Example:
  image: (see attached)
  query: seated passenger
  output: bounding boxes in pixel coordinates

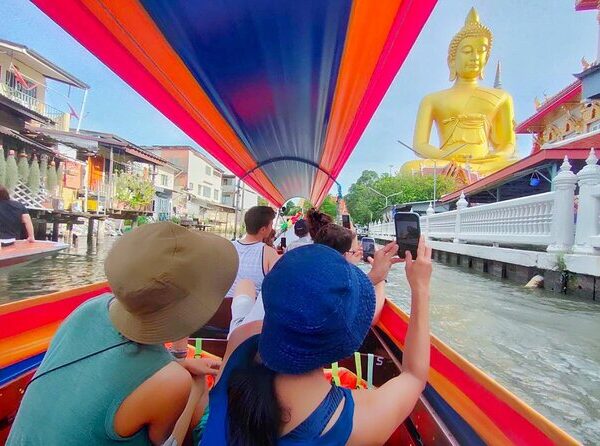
[0,185,35,246]
[171,205,278,358]
[7,223,238,446]
[286,219,312,251]
[314,223,363,265]
[306,207,333,239]
[201,238,432,445]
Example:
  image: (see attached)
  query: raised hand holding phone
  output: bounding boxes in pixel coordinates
[405,235,432,296]
[394,212,420,259]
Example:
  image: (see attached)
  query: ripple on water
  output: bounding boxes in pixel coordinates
[0,238,115,303]
[384,262,600,445]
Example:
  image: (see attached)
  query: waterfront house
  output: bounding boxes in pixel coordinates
[27,129,165,219]
[221,172,259,209]
[0,39,88,212]
[152,161,181,221]
[145,146,236,231]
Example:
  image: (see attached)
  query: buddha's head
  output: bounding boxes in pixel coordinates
[448,8,493,81]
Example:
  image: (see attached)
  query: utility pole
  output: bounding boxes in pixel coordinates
[366,186,403,210]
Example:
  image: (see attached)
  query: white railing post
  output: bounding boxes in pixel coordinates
[573,149,600,254]
[454,192,468,243]
[547,156,577,253]
[425,202,434,239]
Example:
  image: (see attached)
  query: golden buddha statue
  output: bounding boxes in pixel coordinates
[401,8,516,176]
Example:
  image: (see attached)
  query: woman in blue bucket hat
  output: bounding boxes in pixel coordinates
[200,237,432,446]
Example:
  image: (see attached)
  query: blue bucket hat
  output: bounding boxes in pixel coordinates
[259,244,375,374]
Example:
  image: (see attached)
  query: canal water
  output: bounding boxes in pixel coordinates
[2,237,599,444]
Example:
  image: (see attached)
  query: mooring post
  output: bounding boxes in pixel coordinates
[52,221,59,242]
[87,217,94,245]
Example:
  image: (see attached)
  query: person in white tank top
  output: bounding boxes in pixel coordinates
[226,206,280,297]
[170,206,280,357]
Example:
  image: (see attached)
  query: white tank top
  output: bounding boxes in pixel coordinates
[226,240,266,298]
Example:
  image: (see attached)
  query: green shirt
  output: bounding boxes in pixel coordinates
[7,294,173,445]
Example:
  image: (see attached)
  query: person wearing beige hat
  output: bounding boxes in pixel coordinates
[7,222,238,446]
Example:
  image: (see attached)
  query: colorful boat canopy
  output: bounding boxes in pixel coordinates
[32,0,437,206]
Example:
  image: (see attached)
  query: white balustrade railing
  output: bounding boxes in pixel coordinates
[368,152,600,254]
[426,210,457,241]
[454,192,555,246]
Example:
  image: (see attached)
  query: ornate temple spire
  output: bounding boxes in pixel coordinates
[494,61,502,89]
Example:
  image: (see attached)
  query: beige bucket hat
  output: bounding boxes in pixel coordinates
[105,222,238,344]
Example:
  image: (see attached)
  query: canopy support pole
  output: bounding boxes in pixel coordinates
[239,156,343,205]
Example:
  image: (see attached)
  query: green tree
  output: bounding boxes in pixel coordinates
[298,197,336,218]
[115,172,155,210]
[257,197,269,206]
[283,199,301,216]
[345,170,456,225]
[320,195,338,218]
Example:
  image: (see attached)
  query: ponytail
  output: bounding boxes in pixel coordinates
[227,363,282,446]
[306,208,333,239]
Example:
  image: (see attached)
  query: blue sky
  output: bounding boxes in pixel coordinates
[0,0,597,196]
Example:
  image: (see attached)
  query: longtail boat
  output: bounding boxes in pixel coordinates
[0,241,68,270]
[2,1,580,444]
[1,284,578,445]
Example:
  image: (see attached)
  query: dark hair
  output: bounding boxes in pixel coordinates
[0,186,9,201]
[306,208,333,239]
[294,219,309,237]
[228,363,283,446]
[245,206,276,235]
[314,224,353,255]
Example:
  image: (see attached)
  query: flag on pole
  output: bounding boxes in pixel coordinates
[9,64,37,91]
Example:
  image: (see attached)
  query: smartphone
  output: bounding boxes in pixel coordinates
[342,214,351,229]
[394,212,420,259]
[280,236,287,249]
[361,237,375,262]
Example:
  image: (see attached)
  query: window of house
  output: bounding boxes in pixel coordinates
[160,174,168,186]
[203,186,211,198]
[198,184,202,196]
[214,189,219,201]
[213,170,221,177]
[205,166,212,175]
[189,182,194,190]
